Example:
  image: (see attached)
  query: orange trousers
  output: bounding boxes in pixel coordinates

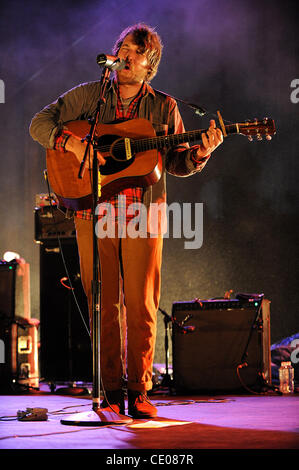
[75,217,163,392]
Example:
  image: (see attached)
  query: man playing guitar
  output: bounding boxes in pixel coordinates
[30,23,223,418]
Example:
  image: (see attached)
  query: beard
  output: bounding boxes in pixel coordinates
[116,67,147,86]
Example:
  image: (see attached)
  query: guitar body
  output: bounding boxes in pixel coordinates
[46,119,162,210]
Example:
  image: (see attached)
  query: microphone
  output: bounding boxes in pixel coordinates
[96,54,126,71]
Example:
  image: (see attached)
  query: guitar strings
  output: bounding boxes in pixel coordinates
[94,128,209,154]
[93,120,264,155]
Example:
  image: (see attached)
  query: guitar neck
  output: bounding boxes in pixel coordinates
[93,117,275,155]
[134,123,239,152]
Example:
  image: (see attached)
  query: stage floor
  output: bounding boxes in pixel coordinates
[0,387,298,460]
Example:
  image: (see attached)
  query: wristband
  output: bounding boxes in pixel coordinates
[54,130,72,153]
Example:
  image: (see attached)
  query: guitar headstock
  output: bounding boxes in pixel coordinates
[238,118,276,141]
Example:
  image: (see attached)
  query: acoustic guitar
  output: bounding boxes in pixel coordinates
[46,117,276,210]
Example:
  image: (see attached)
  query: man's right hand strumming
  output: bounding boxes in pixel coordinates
[65,134,106,167]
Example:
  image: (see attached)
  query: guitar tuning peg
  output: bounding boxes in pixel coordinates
[248,136,253,142]
[266,135,272,141]
[256,134,263,141]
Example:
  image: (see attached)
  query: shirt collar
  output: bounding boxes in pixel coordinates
[111,79,155,98]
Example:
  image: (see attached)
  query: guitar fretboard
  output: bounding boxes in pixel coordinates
[133,124,239,152]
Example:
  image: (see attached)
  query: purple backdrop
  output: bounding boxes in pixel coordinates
[0,0,298,364]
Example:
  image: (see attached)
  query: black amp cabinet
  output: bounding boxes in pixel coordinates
[39,239,92,382]
[35,200,92,383]
[0,259,31,320]
[172,297,271,393]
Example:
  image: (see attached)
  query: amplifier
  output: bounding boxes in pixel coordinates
[0,316,39,392]
[0,260,31,320]
[39,239,92,382]
[172,296,271,393]
[34,206,76,242]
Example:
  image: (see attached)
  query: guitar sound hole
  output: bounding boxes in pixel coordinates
[100,155,135,175]
[96,134,135,175]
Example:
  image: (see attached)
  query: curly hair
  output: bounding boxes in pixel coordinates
[112,23,163,82]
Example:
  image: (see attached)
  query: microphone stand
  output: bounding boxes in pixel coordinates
[61,66,132,426]
[158,307,194,393]
[158,308,173,389]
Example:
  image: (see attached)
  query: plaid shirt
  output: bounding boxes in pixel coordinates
[74,81,147,222]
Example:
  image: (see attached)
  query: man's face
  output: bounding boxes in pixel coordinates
[116,33,151,85]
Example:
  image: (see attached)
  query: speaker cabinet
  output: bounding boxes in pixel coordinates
[172,297,271,393]
[0,260,31,320]
[0,317,39,392]
[39,239,92,382]
[34,206,76,242]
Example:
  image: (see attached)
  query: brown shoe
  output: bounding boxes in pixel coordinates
[128,390,157,419]
[101,389,125,415]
